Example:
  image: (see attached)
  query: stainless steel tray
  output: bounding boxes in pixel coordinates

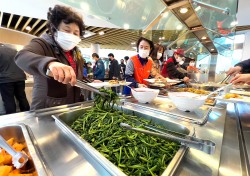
[0,123,50,176]
[53,106,194,176]
[123,97,212,125]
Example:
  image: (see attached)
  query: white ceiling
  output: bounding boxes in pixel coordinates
[0,0,120,28]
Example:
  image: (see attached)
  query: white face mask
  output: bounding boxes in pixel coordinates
[176,57,182,63]
[138,49,150,58]
[157,52,162,59]
[55,31,81,51]
[189,62,195,66]
[179,61,184,65]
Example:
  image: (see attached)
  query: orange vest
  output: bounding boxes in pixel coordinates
[131,55,152,85]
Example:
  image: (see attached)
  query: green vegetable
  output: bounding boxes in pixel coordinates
[71,88,180,176]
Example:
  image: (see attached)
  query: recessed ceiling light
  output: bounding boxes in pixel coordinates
[195,6,201,11]
[162,12,169,18]
[179,8,188,14]
[25,26,31,31]
[80,2,89,11]
[201,36,207,40]
[123,23,129,29]
[141,16,147,21]
[176,25,183,30]
[211,48,215,51]
[98,31,105,35]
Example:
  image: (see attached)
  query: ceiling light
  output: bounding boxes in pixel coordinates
[159,37,162,40]
[123,23,129,29]
[211,48,215,51]
[195,6,201,11]
[98,31,105,35]
[201,36,207,40]
[179,8,188,14]
[131,42,136,45]
[230,21,238,26]
[162,12,169,18]
[176,25,183,30]
[83,30,95,38]
[162,37,165,40]
[80,2,90,12]
[141,16,147,21]
[25,26,31,31]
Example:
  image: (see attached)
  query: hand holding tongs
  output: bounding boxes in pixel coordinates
[220,74,231,84]
[46,69,107,96]
[120,123,215,154]
[0,135,29,168]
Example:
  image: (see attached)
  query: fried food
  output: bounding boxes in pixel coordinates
[0,138,37,175]
[177,88,209,95]
[108,80,119,84]
[224,93,242,99]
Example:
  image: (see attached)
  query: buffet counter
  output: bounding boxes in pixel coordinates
[0,99,246,176]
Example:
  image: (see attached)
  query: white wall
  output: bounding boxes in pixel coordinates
[236,0,250,26]
[241,30,250,61]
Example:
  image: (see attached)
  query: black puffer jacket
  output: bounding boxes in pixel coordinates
[15,34,84,110]
[0,45,26,83]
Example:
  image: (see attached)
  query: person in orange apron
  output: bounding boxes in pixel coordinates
[125,37,155,88]
[161,48,190,82]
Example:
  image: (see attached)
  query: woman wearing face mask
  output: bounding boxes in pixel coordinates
[161,48,190,82]
[150,44,165,80]
[125,37,155,88]
[15,5,86,110]
[187,59,199,73]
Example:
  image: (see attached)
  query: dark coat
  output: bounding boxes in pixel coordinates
[235,59,250,73]
[161,57,185,79]
[15,33,84,110]
[109,59,120,79]
[0,45,26,83]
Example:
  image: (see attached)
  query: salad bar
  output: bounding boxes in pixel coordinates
[0,83,249,175]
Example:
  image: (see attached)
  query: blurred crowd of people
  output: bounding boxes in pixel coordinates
[82,37,201,89]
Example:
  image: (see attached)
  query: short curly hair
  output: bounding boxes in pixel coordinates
[47,5,85,36]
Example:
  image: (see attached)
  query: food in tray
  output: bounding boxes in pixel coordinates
[0,137,37,176]
[224,93,242,99]
[176,88,209,95]
[108,80,119,84]
[71,88,180,175]
[154,78,163,83]
[205,98,216,105]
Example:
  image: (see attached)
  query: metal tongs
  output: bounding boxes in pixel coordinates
[46,69,107,96]
[0,135,29,168]
[120,123,215,154]
[220,74,231,84]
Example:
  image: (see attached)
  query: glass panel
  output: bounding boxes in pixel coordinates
[160,31,210,60]
[58,0,166,29]
[192,0,238,34]
[206,30,235,57]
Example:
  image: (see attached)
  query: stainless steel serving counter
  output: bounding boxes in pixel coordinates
[0,99,246,176]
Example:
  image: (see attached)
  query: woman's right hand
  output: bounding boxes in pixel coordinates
[48,62,76,86]
[226,66,242,76]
